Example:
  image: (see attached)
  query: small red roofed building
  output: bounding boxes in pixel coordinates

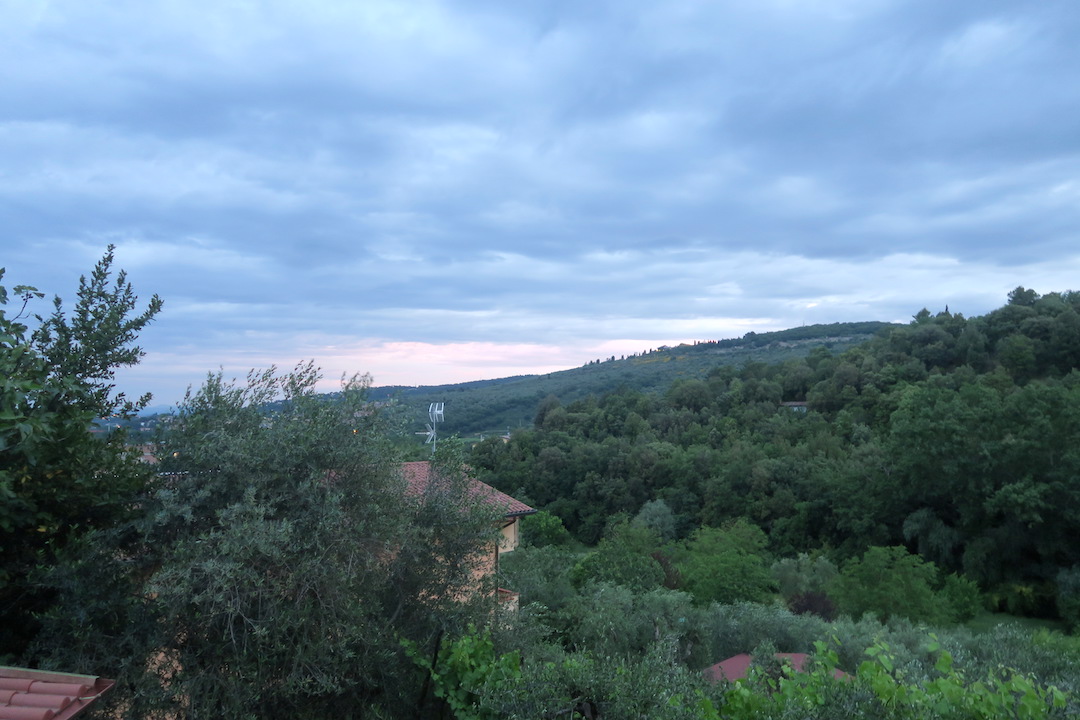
[703,653,847,683]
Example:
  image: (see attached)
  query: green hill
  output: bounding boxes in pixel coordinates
[369,321,896,437]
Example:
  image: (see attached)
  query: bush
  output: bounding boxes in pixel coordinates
[677,520,775,605]
[772,554,838,602]
[697,602,827,664]
[790,591,837,621]
[521,510,573,548]
[479,642,715,720]
[570,523,664,592]
[404,626,521,720]
[954,625,1080,698]
[499,545,579,632]
[565,583,698,660]
[717,637,1069,720]
[830,546,953,624]
[939,573,984,623]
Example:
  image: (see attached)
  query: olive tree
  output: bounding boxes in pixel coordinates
[36,364,502,719]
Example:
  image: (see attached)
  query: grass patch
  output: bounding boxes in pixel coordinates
[966,611,1067,634]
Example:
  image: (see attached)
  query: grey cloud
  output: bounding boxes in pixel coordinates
[5,0,1080,404]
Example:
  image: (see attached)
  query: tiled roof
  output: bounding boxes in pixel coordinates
[400,461,535,518]
[0,666,114,720]
[703,653,847,682]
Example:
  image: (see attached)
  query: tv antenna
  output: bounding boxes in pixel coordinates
[417,402,444,453]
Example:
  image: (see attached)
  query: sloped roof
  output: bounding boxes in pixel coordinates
[0,666,114,720]
[401,461,535,518]
[703,653,847,683]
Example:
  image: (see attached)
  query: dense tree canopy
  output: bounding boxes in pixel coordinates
[473,288,1080,619]
[8,263,1079,716]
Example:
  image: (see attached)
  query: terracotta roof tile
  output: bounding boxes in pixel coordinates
[0,667,114,720]
[703,653,847,683]
[400,461,535,517]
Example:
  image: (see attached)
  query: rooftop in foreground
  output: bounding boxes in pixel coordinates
[0,666,114,720]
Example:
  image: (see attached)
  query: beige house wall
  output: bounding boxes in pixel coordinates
[499,517,521,553]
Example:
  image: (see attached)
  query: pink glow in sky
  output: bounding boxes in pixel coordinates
[9,2,1080,410]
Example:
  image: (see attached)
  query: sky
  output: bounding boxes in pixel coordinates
[4,0,1080,411]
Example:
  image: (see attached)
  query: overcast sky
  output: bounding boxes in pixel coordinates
[4,0,1080,410]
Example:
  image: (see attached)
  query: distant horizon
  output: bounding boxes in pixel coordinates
[9,2,1079,415]
[129,315,911,414]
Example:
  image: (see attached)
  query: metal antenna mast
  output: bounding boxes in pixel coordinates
[417,402,444,454]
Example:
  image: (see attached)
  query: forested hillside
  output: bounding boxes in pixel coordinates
[472,287,1080,619]
[369,321,894,436]
[7,255,1079,718]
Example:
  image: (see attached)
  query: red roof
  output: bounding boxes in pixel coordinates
[400,461,535,518]
[0,667,114,720]
[703,653,847,683]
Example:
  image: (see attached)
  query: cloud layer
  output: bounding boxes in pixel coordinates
[4,0,1079,406]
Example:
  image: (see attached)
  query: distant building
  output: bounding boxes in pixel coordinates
[131,443,159,464]
[401,461,535,608]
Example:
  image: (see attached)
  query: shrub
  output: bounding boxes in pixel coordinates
[403,626,522,720]
[830,546,952,624]
[771,554,838,602]
[499,545,579,631]
[697,602,827,664]
[677,520,775,605]
[716,637,1069,720]
[521,510,573,548]
[955,625,1080,698]
[939,572,984,623]
[570,523,664,592]
[564,583,699,661]
[479,641,714,720]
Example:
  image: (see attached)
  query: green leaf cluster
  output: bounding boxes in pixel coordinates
[830,546,978,625]
[677,520,775,605]
[403,625,521,719]
[1,249,160,658]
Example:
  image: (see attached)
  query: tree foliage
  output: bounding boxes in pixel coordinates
[677,520,775,606]
[365,322,891,437]
[34,365,503,718]
[520,509,574,548]
[1,248,160,658]
[830,545,943,623]
[473,287,1080,621]
[31,244,163,417]
[829,545,983,625]
[1058,567,1080,633]
[571,521,665,592]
